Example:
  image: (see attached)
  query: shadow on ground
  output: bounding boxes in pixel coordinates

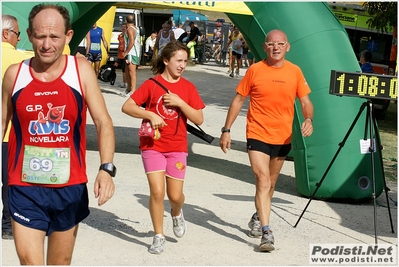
[87,65,397,243]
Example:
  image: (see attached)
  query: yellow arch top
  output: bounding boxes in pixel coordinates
[117,1,253,15]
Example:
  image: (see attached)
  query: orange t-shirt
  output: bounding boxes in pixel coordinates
[117,33,125,59]
[236,60,311,145]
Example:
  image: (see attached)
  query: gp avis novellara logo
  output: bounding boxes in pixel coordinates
[309,244,396,265]
[28,103,70,135]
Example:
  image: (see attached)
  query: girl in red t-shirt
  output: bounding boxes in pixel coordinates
[122,40,205,254]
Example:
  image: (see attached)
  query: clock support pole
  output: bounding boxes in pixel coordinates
[294,101,394,245]
[365,100,395,244]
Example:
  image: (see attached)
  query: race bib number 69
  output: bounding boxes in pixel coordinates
[22,145,70,184]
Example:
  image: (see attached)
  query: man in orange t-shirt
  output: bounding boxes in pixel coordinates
[220,29,314,252]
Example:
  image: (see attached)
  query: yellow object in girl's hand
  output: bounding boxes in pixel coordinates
[154,128,161,140]
[138,121,161,140]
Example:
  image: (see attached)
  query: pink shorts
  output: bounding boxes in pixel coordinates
[141,150,188,180]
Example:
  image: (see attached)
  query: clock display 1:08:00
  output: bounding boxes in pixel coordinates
[331,71,398,100]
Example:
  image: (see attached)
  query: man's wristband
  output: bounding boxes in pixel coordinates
[221,127,230,133]
[306,117,313,122]
[99,163,116,177]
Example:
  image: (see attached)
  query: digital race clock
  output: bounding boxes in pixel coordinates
[329,70,398,100]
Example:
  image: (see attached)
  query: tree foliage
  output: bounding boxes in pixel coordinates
[362,2,397,33]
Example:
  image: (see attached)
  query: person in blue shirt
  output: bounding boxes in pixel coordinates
[86,23,108,77]
[359,50,374,73]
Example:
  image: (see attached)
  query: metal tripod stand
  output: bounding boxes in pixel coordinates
[294,101,394,244]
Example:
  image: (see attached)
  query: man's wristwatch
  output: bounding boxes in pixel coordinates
[99,163,117,177]
[221,127,230,133]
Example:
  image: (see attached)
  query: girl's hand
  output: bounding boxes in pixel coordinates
[162,92,183,108]
[149,112,167,129]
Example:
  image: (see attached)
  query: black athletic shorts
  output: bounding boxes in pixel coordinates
[117,58,126,73]
[232,51,242,60]
[247,138,291,158]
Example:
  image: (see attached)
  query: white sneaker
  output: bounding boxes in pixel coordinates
[124,89,133,97]
[148,234,165,254]
[172,209,186,238]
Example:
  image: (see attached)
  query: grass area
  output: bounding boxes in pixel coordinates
[378,101,397,182]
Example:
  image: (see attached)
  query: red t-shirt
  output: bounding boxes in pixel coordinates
[131,75,205,152]
[236,60,311,145]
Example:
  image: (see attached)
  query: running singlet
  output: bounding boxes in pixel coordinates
[125,25,141,57]
[231,39,243,54]
[89,27,103,54]
[158,30,172,55]
[229,33,240,50]
[8,55,88,187]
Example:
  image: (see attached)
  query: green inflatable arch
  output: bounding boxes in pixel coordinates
[2,1,383,200]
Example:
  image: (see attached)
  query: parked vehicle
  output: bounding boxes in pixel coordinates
[329,2,394,75]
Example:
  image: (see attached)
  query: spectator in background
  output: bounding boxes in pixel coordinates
[359,50,374,73]
[173,22,185,40]
[144,31,157,64]
[212,23,223,63]
[117,23,128,88]
[177,27,188,43]
[228,28,243,78]
[155,21,175,57]
[186,21,200,59]
[195,23,204,43]
[1,14,28,241]
[213,23,223,44]
[226,25,241,74]
[86,23,109,77]
[123,14,141,94]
